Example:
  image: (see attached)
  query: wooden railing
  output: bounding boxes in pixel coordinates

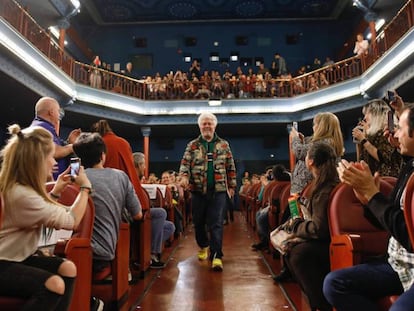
[1,0,414,101]
[362,0,414,69]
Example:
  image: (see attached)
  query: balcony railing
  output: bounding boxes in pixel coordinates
[1,0,414,101]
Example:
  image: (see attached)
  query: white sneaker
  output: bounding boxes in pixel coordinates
[91,296,104,311]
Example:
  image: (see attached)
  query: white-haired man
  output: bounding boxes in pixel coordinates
[179,112,237,271]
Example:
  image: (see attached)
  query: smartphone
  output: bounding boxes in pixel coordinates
[352,126,363,143]
[70,157,80,177]
[387,90,396,103]
[292,122,298,131]
[388,111,395,133]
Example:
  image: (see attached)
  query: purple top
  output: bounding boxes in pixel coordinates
[31,117,69,179]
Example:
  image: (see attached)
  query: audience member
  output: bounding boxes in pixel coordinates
[159,169,184,235]
[275,112,344,282]
[282,142,339,311]
[31,97,81,180]
[290,112,344,195]
[353,99,403,177]
[0,124,91,310]
[90,55,102,88]
[251,164,291,251]
[124,62,137,78]
[353,33,369,56]
[90,119,148,206]
[324,105,414,311]
[274,53,288,76]
[133,152,175,268]
[72,132,143,275]
[323,57,334,67]
[189,60,201,78]
[311,58,321,71]
[257,63,269,75]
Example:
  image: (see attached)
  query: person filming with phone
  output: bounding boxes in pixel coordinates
[352,99,403,177]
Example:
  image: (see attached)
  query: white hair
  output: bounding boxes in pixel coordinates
[198,112,217,127]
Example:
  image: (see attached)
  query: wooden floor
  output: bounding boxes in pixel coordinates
[125,211,311,311]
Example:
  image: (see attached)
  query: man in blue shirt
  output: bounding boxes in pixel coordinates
[31,97,80,179]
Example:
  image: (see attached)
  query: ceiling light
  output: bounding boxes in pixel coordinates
[208,99,222,106]
[71,0,80,10]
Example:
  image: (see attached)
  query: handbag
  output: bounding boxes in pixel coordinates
[270,222,305,255]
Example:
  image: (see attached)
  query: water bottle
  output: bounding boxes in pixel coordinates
[288,194,300,218]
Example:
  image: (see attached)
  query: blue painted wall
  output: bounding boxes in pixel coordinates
[81,19,357,77]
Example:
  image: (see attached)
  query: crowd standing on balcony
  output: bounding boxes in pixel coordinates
[86,49,369,101]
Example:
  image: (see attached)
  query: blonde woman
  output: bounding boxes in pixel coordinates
[0,124,91,310]
[275,112,344,282]
[352,99,403,177]
[290,112,344,195]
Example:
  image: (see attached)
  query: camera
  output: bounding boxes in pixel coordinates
[70,157,80,177]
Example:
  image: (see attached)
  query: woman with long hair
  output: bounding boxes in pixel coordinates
[283,141,339,311]
[289,112,343,196]
[0,124,91,310]
[352,99,403,177]
[275,112,344,282]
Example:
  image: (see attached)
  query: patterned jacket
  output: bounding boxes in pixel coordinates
[179,134,237,194]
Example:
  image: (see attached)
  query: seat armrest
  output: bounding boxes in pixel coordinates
[54,237,91,257]
[330,234,363,271]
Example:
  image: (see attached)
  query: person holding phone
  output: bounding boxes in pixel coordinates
[70,158,80,177]
[0,124,91,310]
[352,99,403,177]
[386,90,406,119]
[275,112,344,282]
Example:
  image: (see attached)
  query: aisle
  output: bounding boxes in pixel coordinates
[129,211,299,311]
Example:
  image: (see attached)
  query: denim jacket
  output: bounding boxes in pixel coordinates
[179,134,237,194]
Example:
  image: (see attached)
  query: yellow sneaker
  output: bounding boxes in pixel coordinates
[212,258,223,271]
[197,247,209,261]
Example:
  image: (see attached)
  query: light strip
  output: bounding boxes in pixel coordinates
[48,26,60,39]
[361,39,414,92]
[0,20,410,116]
[76,92,146,114]
[0,30,75,97]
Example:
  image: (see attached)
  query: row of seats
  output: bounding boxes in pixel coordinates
[239,175,414,310]
[0,181,182,310]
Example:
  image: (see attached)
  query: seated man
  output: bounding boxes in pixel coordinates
[73,132,143,275]
[133,152,176,268]
[323,105,414,310]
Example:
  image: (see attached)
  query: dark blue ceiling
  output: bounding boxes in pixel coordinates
[83,0,353,24]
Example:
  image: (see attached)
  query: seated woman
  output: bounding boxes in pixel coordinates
[0,124,91,310]
[280,142,339,311]
[252,164,291,251]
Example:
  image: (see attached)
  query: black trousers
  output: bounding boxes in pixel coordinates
[284,240,332,311]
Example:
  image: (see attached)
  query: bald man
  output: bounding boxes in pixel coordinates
[31,97,80,179]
